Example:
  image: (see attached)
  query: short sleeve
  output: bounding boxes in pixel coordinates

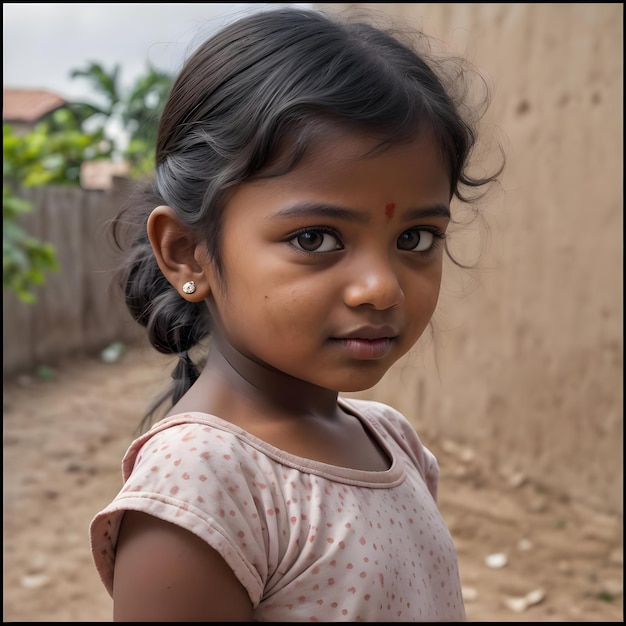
[89,421,273,604]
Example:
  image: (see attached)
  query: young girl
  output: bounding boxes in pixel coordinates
[90,6,502,621]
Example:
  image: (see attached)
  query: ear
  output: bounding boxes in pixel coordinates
[147,205,212,302]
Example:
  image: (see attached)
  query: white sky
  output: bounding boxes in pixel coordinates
[3,3,312,102]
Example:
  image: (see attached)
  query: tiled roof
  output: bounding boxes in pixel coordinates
[2,88,68,123]
[80,159,130,190]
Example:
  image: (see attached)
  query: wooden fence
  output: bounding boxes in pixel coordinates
[3,180,145,377]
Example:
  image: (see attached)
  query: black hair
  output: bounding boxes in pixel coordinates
[110,6,505,431]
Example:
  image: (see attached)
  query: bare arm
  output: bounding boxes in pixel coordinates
[112,511,254,622]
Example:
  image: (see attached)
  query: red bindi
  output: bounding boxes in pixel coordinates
[385,203,396,218]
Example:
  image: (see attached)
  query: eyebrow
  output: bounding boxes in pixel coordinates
[402,205,451,220]
[270,201,450,222]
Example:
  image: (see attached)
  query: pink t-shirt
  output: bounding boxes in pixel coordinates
[90,397,466,621]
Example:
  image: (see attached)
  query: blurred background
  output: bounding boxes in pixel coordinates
[330,2,623,516]
[3,2,623,622]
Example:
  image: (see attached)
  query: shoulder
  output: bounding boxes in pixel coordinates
[339,397,440,498]
[121,413,265,480]
[119,413,287,513]
[339,396,422,445]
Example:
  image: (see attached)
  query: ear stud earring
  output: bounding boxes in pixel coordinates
[182,280,196,295]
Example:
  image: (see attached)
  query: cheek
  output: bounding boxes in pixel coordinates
[224,279,322,338]
[406,270,444,317]
[262,288,323,331]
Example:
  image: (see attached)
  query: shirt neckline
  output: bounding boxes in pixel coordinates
[139,398,406,488]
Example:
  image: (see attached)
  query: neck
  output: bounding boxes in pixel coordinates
[190,333,340,423]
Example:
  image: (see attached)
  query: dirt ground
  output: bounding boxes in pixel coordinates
[3,342,623,622]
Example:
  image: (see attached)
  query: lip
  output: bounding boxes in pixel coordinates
[336,325,399,341]
[331,326,398,360]
[332,337,394,360]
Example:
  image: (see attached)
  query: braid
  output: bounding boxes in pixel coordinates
[110,180,210,432]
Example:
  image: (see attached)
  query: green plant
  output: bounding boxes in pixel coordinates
[3,118,112,303]
[3,116,112,187]
[2,185,59,303]
[69,61,172,176]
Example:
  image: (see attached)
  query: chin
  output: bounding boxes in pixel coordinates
[332,371,389,394]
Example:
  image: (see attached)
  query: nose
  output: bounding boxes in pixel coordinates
[342,255,405,310]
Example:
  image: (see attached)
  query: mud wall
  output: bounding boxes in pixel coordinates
[316,3,623,516]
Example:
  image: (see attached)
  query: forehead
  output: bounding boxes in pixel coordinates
[224,129,451,228]
[271,128,450,200]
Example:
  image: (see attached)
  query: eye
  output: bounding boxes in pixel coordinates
[289,228,343,253]
[397,228,438,252]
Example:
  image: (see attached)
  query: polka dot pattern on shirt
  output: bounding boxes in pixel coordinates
[90,398,466,621]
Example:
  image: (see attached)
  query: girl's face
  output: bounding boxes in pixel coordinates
[206,129,451,392]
